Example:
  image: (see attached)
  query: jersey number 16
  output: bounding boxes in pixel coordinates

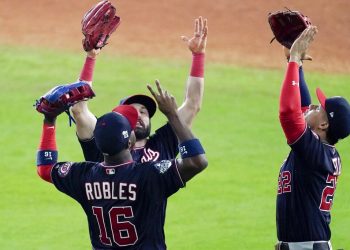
[93,206,138,247]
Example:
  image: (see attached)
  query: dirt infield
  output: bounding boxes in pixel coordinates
[1,0,349,73]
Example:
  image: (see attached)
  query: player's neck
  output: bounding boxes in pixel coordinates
[134,138,147,148]
[103,150,133,166]
[314,129,329,144]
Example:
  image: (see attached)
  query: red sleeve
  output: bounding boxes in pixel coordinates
[279,62,306,144]
[79,56,96,82]
[301,106,309,113]
[37,123,57,183]
[37,166,53,183]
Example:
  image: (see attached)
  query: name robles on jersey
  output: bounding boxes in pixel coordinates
[85,182,137,201]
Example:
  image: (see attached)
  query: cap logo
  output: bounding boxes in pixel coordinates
[122,130,129,138]
[329,112,334,118]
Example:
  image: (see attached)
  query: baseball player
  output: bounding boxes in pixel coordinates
[276,26,350,250]
[71,16,208,164]
[36,81,208,249]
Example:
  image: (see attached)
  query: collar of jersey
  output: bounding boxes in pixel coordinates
[100,160,134,168]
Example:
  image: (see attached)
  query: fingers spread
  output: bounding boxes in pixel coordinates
[198,16,203,33]
[195,18,199,35]
[147,84,156,98]
[202,26,208,39]
[155,80,164,97]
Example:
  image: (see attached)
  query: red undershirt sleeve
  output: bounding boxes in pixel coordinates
[279,62,306,144]
[36,123,57,183]
[79,56,96,82]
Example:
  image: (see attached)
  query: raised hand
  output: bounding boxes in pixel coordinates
[181,16,208,54]
[147,80,178,117]
[284,46,312,62]
[289,26,318,65]
[87,48,101,59]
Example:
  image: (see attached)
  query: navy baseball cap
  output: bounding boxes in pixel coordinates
[94,112,135,156]
[119,94,157,118]
[316,88,350,141]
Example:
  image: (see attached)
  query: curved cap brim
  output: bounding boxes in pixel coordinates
[119,94,157,118]
[316,87,327,109]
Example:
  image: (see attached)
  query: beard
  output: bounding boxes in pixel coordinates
[135,123,151,140]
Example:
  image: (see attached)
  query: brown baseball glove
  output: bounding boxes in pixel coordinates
[268,9,311,49]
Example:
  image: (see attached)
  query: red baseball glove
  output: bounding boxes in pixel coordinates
[82,0,121,51]
[268,9,311,49]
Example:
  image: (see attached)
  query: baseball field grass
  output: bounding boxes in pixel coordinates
[0,46,349,249]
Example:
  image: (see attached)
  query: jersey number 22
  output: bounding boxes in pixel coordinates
[319,175,337,211]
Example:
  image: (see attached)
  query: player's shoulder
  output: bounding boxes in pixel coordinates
[53,161,97,177]
[134,161,153,170]
[148,123,173,140]
[55,161,96,168]
[323,143,339,158]
[292,127,323,147]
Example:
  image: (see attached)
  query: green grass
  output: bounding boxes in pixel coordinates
[0,46,349,249]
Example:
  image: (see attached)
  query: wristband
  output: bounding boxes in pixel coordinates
[37,150,58,166]
[190,53,205,77]
[179,139,205,158]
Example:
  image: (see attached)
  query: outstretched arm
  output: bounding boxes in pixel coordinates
[36,116,58,183]
[279,26,317,144]
[70,49,100,140]
[148,80,208,183]
[178,16,208,127]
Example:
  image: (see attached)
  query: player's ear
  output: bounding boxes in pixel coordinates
[319,120,329,132]
[318,109,329,132]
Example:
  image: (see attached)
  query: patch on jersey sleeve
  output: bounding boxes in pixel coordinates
[57,162,72,177]
[154,160,172,174]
